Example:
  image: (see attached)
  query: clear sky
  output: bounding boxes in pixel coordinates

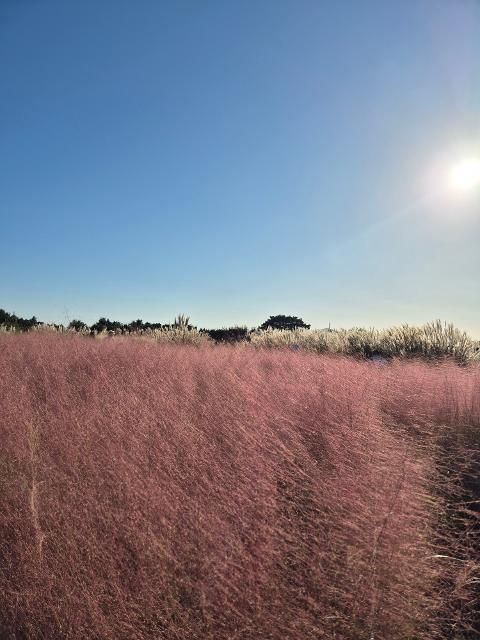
[1,1,479,334]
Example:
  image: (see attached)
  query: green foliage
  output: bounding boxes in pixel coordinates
[259,315,310,331]
[68,319,88,331]
[0,309,40,331]
[203,326,250,343]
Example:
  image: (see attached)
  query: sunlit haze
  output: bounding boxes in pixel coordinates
[449,158,480,192]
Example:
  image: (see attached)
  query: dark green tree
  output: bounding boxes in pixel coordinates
[91,317,123,332]
[68,319,87,331]
[203,326,250,343]
[0,309,41,331]
[259,315,310,331]
[128,319,144,330]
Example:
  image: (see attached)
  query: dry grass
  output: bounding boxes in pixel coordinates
[27,319,480,363]
[250,320,480,364]
[0,333,479,639]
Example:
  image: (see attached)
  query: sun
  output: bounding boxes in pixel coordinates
[449,157,480,192]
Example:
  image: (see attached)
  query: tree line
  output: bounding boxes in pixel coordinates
[0,309,39,331]
[0,309,310,342]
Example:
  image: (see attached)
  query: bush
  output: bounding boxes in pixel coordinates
[202,326,250,343]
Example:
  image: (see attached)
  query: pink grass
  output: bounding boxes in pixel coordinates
[0,333,479,639]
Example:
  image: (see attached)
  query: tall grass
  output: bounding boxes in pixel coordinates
[250,320,480,364]
[0,333,479,639]
[30,323,213,345]
[21,320,480,362]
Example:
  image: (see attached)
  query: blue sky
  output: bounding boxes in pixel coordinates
[1,1,479,334]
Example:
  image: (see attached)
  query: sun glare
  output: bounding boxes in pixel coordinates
[449,158,480,192]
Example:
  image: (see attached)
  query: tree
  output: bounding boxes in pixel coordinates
[91,317,123,333]
[259,315,310,331]
[68,319,87,331]
[128,319,144,330]
[0,308,40,331]
[204,326,250,343]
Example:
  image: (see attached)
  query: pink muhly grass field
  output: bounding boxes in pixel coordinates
[0,333,479,639]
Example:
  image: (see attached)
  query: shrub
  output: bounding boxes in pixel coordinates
[203,326,250,343]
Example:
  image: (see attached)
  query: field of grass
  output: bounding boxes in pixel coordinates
[1,333,479,639]
[5,318,478,364]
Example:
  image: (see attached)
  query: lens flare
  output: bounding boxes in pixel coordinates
[449,158,480,192]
